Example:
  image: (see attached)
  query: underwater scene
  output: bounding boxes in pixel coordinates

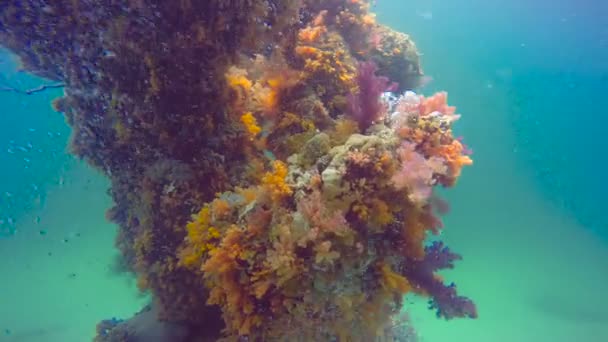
[0,0,607,341]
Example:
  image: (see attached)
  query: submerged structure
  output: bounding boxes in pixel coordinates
[0,1,476,341]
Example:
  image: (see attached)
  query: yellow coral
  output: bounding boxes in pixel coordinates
[298,25,326,43]
[252,70,300,118]
[295,45,322,57]
[241,112,262,137]
[262,160,292,202]
[295,43,356,90]
[236,187,258,204]
[226,66,253,91]
[226,66,252,109]
[211,198,231,219]
[362,13,376,27]
[178,206,222,267]
[379,263,411,295]
[251,84,278,116]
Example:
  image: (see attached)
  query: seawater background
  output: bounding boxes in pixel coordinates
[0,56,147,340]
[0,0,607,341]
[376,0,608,341]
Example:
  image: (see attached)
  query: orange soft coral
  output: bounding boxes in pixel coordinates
[380,262,412,295]
[433,140,473,179]
[178,206,222,268]
[261,160,292,202]
[420,91,456,116]
[298,25,327,43]
[295,37,357,92]
[240,112,262,138]
[203,226,263,335]
[247,55,302,119]
[226,66,253,110]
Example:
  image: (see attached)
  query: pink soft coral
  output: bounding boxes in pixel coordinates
[419,91,456,116]
[298,189,350,236]
[391,141,446,205]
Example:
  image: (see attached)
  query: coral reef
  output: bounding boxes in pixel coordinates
[0,0,476,340]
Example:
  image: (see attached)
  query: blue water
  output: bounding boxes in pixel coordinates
[0,54,71,236]
[377,0,608,239]
[1,1,607,341]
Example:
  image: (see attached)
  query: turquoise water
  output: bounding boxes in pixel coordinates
[375,1,608,340]
[0,52,148,340]
[1,1,607,341]
[379,0,608,238]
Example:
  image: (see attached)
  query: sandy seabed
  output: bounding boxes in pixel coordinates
[2,154,606,342]
[0,164,147,342]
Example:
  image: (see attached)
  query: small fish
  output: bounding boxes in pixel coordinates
[17,146,28,152]
[263,149,276,161]
[416,10,433,20]
[34,216,41,224]
[6,148,15,154]
[103,50,116,58]
[4,192,12,197]
[23,158,31,163]
[26,142,33,149]
[28,128,36,132]
[47,131,54,137]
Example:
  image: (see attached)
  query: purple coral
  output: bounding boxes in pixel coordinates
[427,281,478,320]
[401,241,478,320]
[347,60,397,130]
[423,241,462,271]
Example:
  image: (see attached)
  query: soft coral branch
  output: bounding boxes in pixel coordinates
[423,241,462,271]
[347,60,396,130]
[401,241,477,319]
